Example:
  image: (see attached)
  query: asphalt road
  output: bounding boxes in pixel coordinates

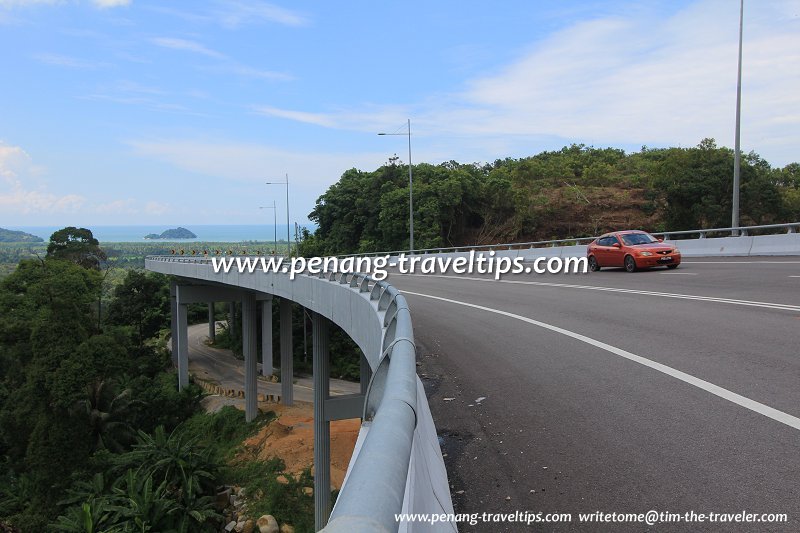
[185,322,359,403]
[388,257,800,532]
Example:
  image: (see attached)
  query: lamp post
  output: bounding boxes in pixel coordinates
[266,174,290,255]
[379,119,414,252]
[732,0,744,235]
[259,202,278,254]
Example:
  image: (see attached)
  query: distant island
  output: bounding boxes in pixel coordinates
[0,227,44,243]
[144,227,197,240]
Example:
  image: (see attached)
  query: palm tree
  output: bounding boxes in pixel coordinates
[73,380,138,453]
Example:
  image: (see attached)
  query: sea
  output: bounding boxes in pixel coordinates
[5,225,309,243]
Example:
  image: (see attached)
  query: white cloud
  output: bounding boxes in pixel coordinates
[144,201,169,215]
[250,0,799,166]
[95,198,136,214]
[252,105,336,127]
[220,64,293,81]
[151,37,225,59]
[1,0,129,7]
[33,52,109,69]
[438,0,800,164]
[91,0,129,7]
[0,142,86,215]
[0,0,59,6]
[215,0,308,28]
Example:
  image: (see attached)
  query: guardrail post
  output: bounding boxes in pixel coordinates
[207,302,215,342]
[312,312,331,531]
[261,299,274,376]
[788,226,796,234]
[280,298,294,405]
[242,292,258,422]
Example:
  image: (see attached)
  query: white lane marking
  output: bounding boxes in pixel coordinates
[403,290,800,432]
[790,276,800,278]
[657,272,697,275]
[401,273,800,312]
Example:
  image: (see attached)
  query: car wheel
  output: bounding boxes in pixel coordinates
[624,255,637,272]
[666,264,679,269]
[588,256,600,272]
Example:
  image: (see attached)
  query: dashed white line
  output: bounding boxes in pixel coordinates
[401,273,800,312]
[402,290,800,432]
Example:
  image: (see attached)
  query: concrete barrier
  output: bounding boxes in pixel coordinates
[748,233,800,256]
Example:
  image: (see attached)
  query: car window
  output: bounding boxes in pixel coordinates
[620,233,657,245]
[598,236,618,246]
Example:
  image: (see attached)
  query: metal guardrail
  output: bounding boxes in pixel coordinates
[340,222,800,257]
[145,256,432,532]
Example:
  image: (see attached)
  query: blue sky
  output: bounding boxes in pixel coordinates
[1,0,798,227]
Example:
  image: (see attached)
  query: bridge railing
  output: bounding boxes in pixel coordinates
[338,222,800,257]
[145,255,453,532]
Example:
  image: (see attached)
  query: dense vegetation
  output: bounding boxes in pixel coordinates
[0,240,290,280]
[0,228,43,243]
[300,140,799,255]
[0,229,315,532]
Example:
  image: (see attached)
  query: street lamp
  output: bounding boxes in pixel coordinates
[266,174,291,255]
[379,118,414,252]
[732,0,744,235]
[259,202,278,254]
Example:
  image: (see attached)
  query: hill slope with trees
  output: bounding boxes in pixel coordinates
[300,140,799,256]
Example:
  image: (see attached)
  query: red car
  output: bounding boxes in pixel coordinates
[587,230,681,272]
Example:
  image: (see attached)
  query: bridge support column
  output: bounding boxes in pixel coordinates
[169,280,178,367]
[261,299,273,376]
[280,298,294,405]
[208,303,215,342]
[176,298,189,391]
[360,352,371,396]
[312,311,331,531]
[242,291,258,422]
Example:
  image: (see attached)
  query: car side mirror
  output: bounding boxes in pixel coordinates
[612,243,621,248]
[657,238,663,242]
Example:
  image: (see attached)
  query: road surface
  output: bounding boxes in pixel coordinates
[186,322,359,403]
[388,257,800,531]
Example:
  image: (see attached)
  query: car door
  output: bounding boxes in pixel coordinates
[593,236,612,266]
[606,235,625,267]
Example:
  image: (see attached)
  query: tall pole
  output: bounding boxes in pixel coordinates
[732,0,743,235]
[267,176,291,256]
[285,173,291,255]
[259,202,278,254]
[378,120,414,253]
[407,119,414,252]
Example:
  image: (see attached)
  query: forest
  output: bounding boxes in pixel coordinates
[299,140,799,256]
[0,229,317,532]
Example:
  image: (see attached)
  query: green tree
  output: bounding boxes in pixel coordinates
[47,227,107,270]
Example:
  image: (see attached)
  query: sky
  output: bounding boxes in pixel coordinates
[1,0,798,227]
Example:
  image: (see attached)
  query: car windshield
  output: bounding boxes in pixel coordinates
[621,233,658,245]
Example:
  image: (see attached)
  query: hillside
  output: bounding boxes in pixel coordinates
[300,140,799,256]
[0,228,44,243]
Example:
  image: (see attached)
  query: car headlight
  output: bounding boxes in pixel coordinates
[639,251,653,256]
